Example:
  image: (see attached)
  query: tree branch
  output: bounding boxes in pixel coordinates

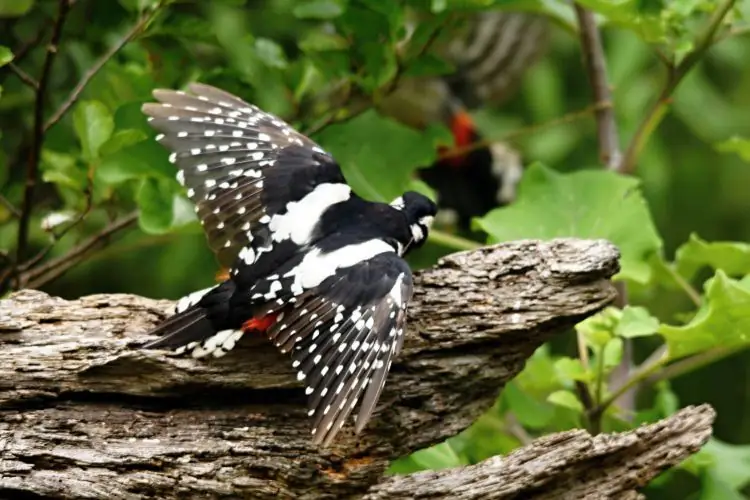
[366,405,715,499]
[573,4,622,170]
[0,239,622,498]
[15,0,71,273]
[619,0,738,174]
[17,211,139,289]
[44,8,157,132]
[7,62,39,90]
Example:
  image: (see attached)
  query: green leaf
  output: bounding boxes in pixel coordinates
[315,110,437,201]
[357,42,398,92]
[716,136,750,162]
[40,150,85,191]
[73,101,114,162]
[254,38,288,69]
[0,0,34,17]
[407,442,465,471]
[602,337,623,369]
[676,233,750,280]
[503,381,555,429]
[699,469,746,500]
[99,129,148,157]
[0,46,12,68]
[699,438,750,492]
[547,390,584,413]
[137,177,175,234]
[616,306,660,339]
[554,357,591,383]
[402,53,454,78]
[293,0,344,19]
[659,271,750,360]
[575,307,620,349]
[474,164,663,283]
[98,140,174,184]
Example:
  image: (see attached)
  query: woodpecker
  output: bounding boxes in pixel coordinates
[376,10,547,231]
[140,83,437,447]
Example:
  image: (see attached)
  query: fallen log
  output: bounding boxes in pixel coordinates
[0,239,714,498]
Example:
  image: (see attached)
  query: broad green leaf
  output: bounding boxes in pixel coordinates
[293,0,344,19]
[653,381,680,417]
[407,442,466,471]
[98,140,174,184]
[73,101,114,162]
[402,53,454,78]
[547,390,583,413]
[0,46,12,68]
[699,438,750,492]
[676,233,750,280]
[137,177,175,234]
[554,357,591,383]
[716,136,750,162]
[40,150,85,191]
[616,306,660,338]
[659,271,750,360]
[315,110,437,201]
[503,381,555,429]
[699,470,746,500]
[602,337,623,369]
[255,38,288,69]
[575,307,619,349]
[0,0,33,17]
[357,42,398,92]
[474,164,663,283]
[99,129,148,157]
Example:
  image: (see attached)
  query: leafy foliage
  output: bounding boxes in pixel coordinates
[1,0,750,498]
[475,164,663,283]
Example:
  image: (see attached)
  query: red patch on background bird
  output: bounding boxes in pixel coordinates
[437,110,476,168]
[242,313,279,333]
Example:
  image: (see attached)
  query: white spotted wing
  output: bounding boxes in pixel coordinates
[142,83,350,268]
[261,252,413,446]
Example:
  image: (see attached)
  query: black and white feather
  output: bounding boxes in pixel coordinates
[142,83,351,269]
[141,83,437,447]
[259,252,412,447]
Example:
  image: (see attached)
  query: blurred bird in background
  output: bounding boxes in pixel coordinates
[377,10,550,234]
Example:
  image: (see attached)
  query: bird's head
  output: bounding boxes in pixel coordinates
[390,191,437,254]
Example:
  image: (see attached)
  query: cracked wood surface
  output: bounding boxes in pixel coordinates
[0,238,710,499]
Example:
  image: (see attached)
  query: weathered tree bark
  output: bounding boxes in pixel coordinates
[0,239,714,499]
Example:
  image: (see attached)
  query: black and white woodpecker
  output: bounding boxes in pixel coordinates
[140,83,437,447]
[378,10,549,231]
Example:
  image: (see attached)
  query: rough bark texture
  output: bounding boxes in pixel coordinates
[365,405,715,500]
[0,239,713,499]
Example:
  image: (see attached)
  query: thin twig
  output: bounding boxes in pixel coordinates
[17,164,96,276]
[8,63,39,89]
[21,212,139,289]
[15,0,71,275]
[619,0,738,174]
[573,4,622,170]
[645,345,747,386]
[9,18,51,65]
[439,101,611,161]
[0,195,21,218]
[44,10,155,132]
[305,15,449,138]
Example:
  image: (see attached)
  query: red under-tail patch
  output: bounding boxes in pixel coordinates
[242,313,279,333]
[437,110,476,168]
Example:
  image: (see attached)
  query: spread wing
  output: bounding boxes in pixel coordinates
[142,83,351,268]
[257,251,412,446]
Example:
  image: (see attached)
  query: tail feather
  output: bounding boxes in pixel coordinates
[142,307,214,350]
[142,282,247,358]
